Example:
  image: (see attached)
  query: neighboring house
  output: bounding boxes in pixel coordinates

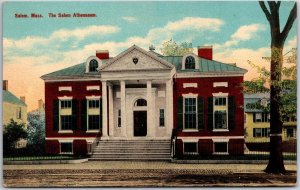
[244,93,297,143]
[41,45,247,158]
[3,80,28,148]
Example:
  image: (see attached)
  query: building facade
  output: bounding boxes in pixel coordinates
[3,80,28,148]
[244,93,297,143]
[41,45,247,157]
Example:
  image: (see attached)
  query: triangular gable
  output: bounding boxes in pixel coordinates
[100,45,174,71]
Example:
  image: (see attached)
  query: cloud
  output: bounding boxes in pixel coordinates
[122,16,138,23]
[212,24,265,50]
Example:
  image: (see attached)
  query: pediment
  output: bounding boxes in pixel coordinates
[100,45,174,71]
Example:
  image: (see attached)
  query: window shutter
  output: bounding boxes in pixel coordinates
[72,99,77,130]
[99,98,102,129]
[53,100,59,131]
[228,96,235,130]
[177,97,183,130]
[198,97,204,130]
[207,97,213,130]
[81,99,87,131]
[253,113,256,123]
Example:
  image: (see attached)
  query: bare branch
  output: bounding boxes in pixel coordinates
[281,3,297,42]
[276,1,281,9]
[259,1,271,21]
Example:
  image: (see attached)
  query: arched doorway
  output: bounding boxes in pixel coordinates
[133,98,147,136]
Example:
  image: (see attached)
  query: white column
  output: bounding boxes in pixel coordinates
[102,81,108,138]
[166,79,173,137]
[120,80,127,137]
[147,80,154,137]
[108,84,114,137]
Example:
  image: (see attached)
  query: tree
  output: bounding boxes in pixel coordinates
[160,39,194,56]
[3,119,27,155]
[258,1,296,174]
[27,110,45,155]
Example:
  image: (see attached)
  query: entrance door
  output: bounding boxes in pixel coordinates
[134,111,147,136]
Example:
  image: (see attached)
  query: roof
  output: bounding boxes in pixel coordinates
[244,93,269,112]
[158,56,247,73]
[41,46,247,79]
[3,90,27,106]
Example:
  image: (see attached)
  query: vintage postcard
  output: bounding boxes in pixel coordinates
[2,0,297,187]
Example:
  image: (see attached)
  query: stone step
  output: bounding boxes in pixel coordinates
[89,157,171,161]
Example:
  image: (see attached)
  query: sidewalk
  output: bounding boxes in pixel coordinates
[3,161,297,187]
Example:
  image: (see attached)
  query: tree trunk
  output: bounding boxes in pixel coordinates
[265,42,286,174]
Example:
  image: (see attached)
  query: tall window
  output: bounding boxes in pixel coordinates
[184,98,197,129]
[87,99,100,130]
[16,107,22,119]
[185,56,195,69]
[118,110,121,127]
[159,108,165,127]
[89,59,98,72]
[214,97,228,130]
[59,100,72,131]
[286,127,294,138]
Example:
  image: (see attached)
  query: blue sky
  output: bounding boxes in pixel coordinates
[3,1,297,110]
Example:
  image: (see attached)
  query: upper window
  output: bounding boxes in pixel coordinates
[16,107,22,119]
[253,113,269,122]
[61,100,72,109]
[134,99,147,106]
[184,98,197,129]
[185,56,195,69]
[89,59,98,72]
[88,100,100,108]
[215,97,226,106]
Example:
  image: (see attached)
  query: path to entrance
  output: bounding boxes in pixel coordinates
[3,161,297,187]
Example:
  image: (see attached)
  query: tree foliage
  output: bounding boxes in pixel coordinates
[160,39,194,56]
[3,119,27,154]
[27,110,45,154]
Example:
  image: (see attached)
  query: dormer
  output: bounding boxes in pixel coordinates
[181,53,199,70]
[86,56,101,73]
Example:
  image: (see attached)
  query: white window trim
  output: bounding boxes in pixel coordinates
[58,86,72,91]
[86,130,100,133]
[183,142,198,155]
[60,141,73,154]
[213,93,229,131]
[58,96,73,100]
[182,54,199,70]
[213,82,228,88]
[86,95,101,100]
[183,96,198,130]
[59,99,73,132]
[87,86,100,91]
[182,129,199,132]
[213,141,229,155]
[183,83,198,88]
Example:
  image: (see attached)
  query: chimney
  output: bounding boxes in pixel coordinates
[198,46,213,60]
[3,80,8,91]
[38,99,45,110]
[20,96,25,103]
[96,50,109,59]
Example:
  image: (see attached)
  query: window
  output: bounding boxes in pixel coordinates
[61,100,72,109]
[89,59,98,72]
[214,142,228,154]
[16,107,22,119]
[134,99,147,106]
[214,110,227,129]
[60,142,72,154]
[184,98,197,129]
[118,110,121,127]
[286,128,294,138]
[159,109,165,127]
[253,128,270,137]
[184,142,198,154]
[185,56,195,69]
[215,97,226,106]
[61,115,72,130]
[253,113,269,122]
[213,96,228,130]
[88,100,100,108]
[88,115,100,130]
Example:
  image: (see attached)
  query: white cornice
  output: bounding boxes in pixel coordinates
[176,72,244,78]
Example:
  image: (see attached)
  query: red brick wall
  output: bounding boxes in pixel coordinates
[173,76,244,137]
[73,139,87,155]
[228,139,244,155]
[45,140,60,155]
[198,139,213,155]
[45,80,102,138]
[198,48,213,60]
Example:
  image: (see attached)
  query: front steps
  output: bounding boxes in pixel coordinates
[89,140,171,161]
